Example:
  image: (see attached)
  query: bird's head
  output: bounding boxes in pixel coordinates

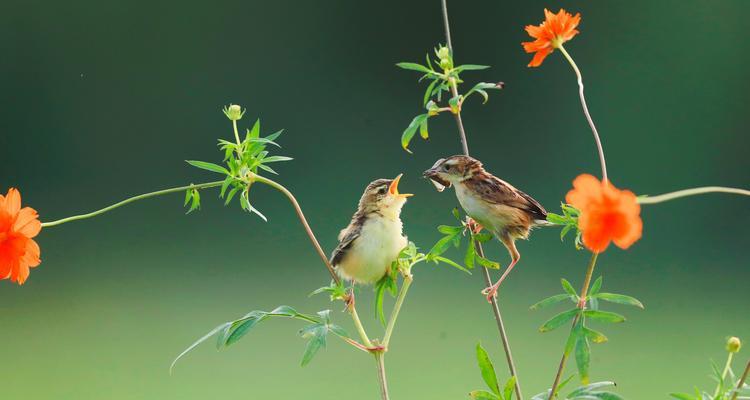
[358,174,413,216]
[422,155,484,191]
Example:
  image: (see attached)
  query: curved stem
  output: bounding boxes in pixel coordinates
[440,1,522,399]
[382,273,413,349]
[548,252,599,399]
[731,359,750,400]
[638,186,750,205]
[714,352,735,397]
[557,44,608,182]
[253,175,340,285]
[350,303,373,348]
[40,181,224,228]
[374,352,391,400]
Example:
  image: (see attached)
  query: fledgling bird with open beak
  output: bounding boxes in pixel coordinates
[423,156,548,301]
[330,174,413,284]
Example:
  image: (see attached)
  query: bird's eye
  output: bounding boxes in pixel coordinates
[377,186,388,194]
[443,164,451,172]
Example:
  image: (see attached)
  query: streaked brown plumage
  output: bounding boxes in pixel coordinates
[423,155,548,300]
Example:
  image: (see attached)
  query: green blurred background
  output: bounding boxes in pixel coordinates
[1,0,748,398]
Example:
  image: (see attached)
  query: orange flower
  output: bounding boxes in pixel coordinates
[522,8,581,67]
[565,175,642,253]
[0,188,42,284]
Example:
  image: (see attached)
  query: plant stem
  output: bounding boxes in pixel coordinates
[440,1,522,399]
[548,252,599,399]
[714,352,735,397]
[253,174,341,285]
[638,186,750,204]
[383,272,413,349]
[232,120,242,149]
[350,302,374,348]
[731,359,750,400]
[557,44,608,182]
[40,181,225,227]
[374,352,391,400]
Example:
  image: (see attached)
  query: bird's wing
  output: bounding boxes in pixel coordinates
[330,224,362,267]
[469,175,547,221]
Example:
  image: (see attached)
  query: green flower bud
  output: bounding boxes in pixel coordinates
[727,336,741,353]
[224,104,244,121]
[437,46,450,61]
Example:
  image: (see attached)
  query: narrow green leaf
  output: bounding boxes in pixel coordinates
[401,114,428,152]
[668,394,695,400]
[432,256,471,274]
[183,189,192,206]
[530,294,575,310]
[503,376,517,400]
[428,234,456,257]
[592,293,644,309]
[419,118,429,139]
[225,186,240,205]
[258,163,279,175]
[220,176,233,198]
[575,335,591,384]
[170,322,231,373]
[248,119,261,139]
[476,343,501,395]
[186,160,230,175]
[438,225,463,234]
[396,62,433,74]
[469,390,499,400]
[261,155,293,163]
[455,64,490,72]
[561,279,578,297]
[300,328,326,367]
[476,255,500,269]
[539,309,580,333]
[582,327,608,344]
[589,276,603,296]
[464,239,476,270]
[423,79,438,106]
[583,310,626,323]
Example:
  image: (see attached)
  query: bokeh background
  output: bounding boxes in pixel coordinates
[1,0,749,398]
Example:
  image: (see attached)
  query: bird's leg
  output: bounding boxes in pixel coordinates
[481,237,520,302]
[465,217,484,234]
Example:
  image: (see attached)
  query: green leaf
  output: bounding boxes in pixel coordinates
[539,309,580,333]
[429,234,457,257]
[476,343,500,395]
[438,225,463,235]
[448,95,461,113]
[476,254,500,270]
[423,79,438,106]
[219,176,234,198]
[530,294,575,310]
[261,155,293,163]
[575,335,591,384]
[225,186,240,205]
[396,62,433,74]
[432,256,471,274]
[503,376,517,400]
[299,325,327,367]
[592,293,644,309]
[583,310,626,323]
[589,277,603,296]
[258,163,279,175]
[454,64,490,72]
[183,189,192,206]
[186,160,230,175]
[582,327,608,344]
[248,119,261,139]
[464,240,476,270]
[401,114,428,152]
[469,390,500,400]
[561,279,578,297]
[560,224,573,240]
[546,213,567,225]
[170,321,232,373]
[419,118,429,139]
[668,394,696,400]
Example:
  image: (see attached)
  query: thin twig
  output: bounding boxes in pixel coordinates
[440,1,522,399]
[375,352,391,400]
[557,44,608,182]
[730,359,750,400]
[40,181,225,228]
[548,252,599,399]
[638,186,750,204]
[383,273,413,348]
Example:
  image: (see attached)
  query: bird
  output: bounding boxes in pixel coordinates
[423,155,548,301]
[330,174,413,285]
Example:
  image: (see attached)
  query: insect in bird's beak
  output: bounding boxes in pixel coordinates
[389,174,414,198]
[422,164,451,192]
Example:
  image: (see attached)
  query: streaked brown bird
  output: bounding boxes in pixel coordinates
[423,155,548,301]
[330,174,413,284]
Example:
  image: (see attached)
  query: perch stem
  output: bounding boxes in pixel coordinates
[638,186,750,204]
[383,272,413,349]
[440,1,522,399]
[730,359,750,400]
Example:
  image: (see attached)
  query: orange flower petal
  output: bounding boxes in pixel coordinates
[1,188,42,285]
[14,207,41,238]
[522,8,581,67]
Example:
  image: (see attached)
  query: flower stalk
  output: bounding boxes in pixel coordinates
[638,186,750,205]
[557,44,608,182]
[731,359,750,400]
[547,252,599,399]
[440,1,522,399]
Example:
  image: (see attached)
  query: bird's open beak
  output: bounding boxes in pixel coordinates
[389,174,414,198]
[422,167,451,192]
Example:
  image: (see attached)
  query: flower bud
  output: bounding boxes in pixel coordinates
[437,46,450,61]
[224,104,244,121]
[727,337,741,353]
[436,46,452,70]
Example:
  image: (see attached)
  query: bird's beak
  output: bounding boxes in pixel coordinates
[422,167,451,192]
[389,174,413,198]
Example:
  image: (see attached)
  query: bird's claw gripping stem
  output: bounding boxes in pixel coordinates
[481,282,500,303]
